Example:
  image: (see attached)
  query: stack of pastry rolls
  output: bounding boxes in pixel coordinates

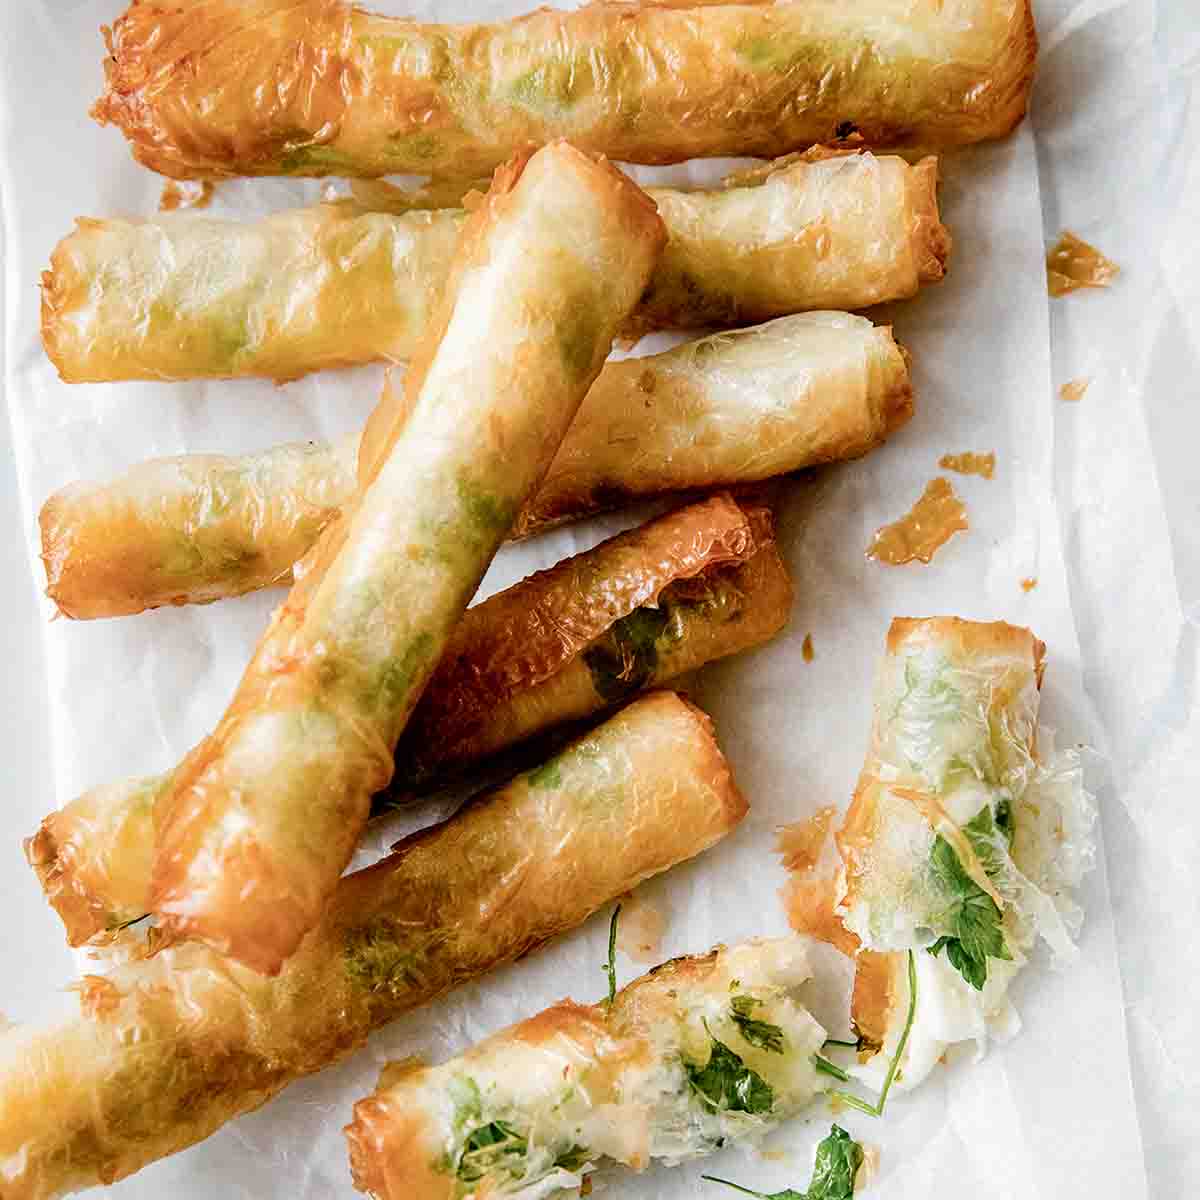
[7,0,1060,1194]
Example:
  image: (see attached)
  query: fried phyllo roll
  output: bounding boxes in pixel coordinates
[395,495,791,788]
[785,618,1094,1094]
[29,498,787,946]
[145,144,665,973]
[346,938,826,1200]
[92,0,1036,181]
[42,152,947,384]
[515,310,914,536]
[1,693,747,1200]
[42,312,908,618]
[41,436,361,617]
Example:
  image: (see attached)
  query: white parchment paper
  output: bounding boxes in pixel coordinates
[1,1,1194,1197]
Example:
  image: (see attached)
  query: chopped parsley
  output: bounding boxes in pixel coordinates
[702,1123,864,1199]
[962,803,1010,878]
[927,833,1011,991]
[583,605,670,703]
[552,1144,592,1172]
[812,1055,851,1082]
[730,994,785,1053]
[456,1119,527,1184]
[687,1027,775,1115]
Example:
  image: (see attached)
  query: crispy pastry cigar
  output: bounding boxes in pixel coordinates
[785,618,1094,1094]
[346,938,826,1199]
[41,436,361,617]
[396,495,791,787]
[92,0,1036,180]
[29,497,788,946]
[0,693,747,1200]
[42,152,947,384]
[42,312,909,618]
[145,144,665,973]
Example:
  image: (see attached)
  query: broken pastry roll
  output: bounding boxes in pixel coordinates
[346,938,827,1199]
[786,617,1094,1094]
[2,693,746,1200]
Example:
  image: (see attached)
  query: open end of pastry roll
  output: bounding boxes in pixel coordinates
[3,692,746,1200]
[784,617,1095,1093]
[345,937,826,1200]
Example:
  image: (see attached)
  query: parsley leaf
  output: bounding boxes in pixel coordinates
[602,903,621,1008]
[730,994,785,1053]
[994,797,1014,843]
[962,804,1008,878]
[927,834,1011,990]
[806,1125,865,1199]
[456,1119,527,1183]
[702,1123,864,1199]
[687,1027,775,1115]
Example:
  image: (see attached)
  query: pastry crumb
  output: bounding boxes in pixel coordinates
[159,180,215,211]
[938,451,994,479]
[1047,232,1119,296]
[867,478,967,565]
[1059,377,1091,402]
[776,805,836,874]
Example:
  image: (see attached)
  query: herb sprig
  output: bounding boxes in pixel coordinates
[927,833,1010,990]
[702,1123,864,1200]
[687,1023,775,1115]
[602,903,622,1008]
[730,994,785,1053]
[825,949,917,1118]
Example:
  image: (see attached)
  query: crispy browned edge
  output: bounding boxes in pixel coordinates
[994,0,1040,141]
[24,817,110,947]
[38,490,80,615]
[408,494,755,745]
[909,157,952,284]
[40,235,78,383]
[885,616,1045,685]
[884,336,916,437]
[668,692,749,829]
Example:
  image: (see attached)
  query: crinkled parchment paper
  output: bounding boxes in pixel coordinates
[1,1,1196,1196]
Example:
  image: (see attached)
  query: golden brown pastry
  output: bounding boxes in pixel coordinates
[145,143,664,974]
[41,152,947,384]
[0,692,747,1200]
[41,312,910,618]
[28,497,789,946]
[92,0,1036,180]
[346,938,827,1199]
